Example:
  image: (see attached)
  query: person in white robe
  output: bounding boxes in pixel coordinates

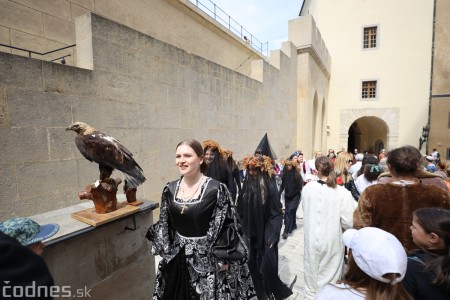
[301,156,357,299]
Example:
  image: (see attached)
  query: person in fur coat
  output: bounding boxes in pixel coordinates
[354,145,450,252]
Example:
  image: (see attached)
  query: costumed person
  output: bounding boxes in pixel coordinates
[301,156,357,299]
[316,227,412,300]
[0,218,60,299]
[146,139,256,299]
[278,158,303,239]
[237,155,293,300]
[354,145,450,251]
[202,140,236,200]
[404,207,450,299]
[223,149,242,202]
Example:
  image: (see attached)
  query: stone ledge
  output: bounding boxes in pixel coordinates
[29,197,159,247]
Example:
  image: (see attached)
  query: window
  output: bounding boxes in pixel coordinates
[447,148,450,160]
[361,80,377,99]
[448,111,450,128]
[363,26,377,49]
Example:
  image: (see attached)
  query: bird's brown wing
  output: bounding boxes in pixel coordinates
[75,131,145,186]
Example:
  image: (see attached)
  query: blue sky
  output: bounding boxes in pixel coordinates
[190,0,304,53]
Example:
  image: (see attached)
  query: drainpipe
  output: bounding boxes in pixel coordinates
[426,0,437,154]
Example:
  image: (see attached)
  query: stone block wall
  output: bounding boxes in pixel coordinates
[0,0,264,76]
[0,13,298,218]
[42,210,155,299]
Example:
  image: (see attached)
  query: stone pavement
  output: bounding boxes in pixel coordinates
[278,217,305,299]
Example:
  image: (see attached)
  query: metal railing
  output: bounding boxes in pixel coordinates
[0,43,76,63]
[190,0,269,57]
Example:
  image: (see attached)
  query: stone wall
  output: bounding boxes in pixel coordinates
[42,210,155,299]
[0,0,264,76]
[0,13,298,218]
[289,16,330,158]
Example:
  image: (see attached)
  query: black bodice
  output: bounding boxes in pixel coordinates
[168,178,218,237]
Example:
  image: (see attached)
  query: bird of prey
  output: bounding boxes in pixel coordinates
[66,122,146,188]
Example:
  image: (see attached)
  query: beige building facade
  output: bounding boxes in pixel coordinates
[301,0,434,154]
[429,0,450,162]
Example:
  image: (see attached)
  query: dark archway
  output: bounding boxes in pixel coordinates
[347,122,360,153]
[348,117,388,154]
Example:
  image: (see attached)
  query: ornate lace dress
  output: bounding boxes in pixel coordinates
[147,177,256,299]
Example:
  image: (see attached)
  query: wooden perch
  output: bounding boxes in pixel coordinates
[79,178,122,214]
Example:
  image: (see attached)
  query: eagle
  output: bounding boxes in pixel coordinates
[66,122,146,188]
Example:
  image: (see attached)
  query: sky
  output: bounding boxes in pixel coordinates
[189,0,304,54]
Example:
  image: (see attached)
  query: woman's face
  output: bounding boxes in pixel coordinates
[248,167,258,179]
[286,164,293,171]
[410,215,430,249]
[204,149,214,165]
[176,144,203,177]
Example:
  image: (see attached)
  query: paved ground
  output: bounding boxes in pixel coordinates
[278,217,305,299]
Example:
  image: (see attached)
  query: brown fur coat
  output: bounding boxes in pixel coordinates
[378,169,448,191]
[354,181,450,251]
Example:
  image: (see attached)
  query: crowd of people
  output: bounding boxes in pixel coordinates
[1,139,450,300]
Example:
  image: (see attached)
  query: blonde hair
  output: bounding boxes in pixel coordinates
[334,151,353,183]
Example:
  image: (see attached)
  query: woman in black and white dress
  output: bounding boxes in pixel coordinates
[146,139,256,300]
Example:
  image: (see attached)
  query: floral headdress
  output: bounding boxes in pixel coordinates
[202,140,225,158]
[280,158,299,170]
[223,149,233,159]
[242,155,275,177]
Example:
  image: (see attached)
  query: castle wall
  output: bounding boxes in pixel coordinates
[0,13,298,218]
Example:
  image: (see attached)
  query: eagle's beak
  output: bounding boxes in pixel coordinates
[65,126,72,131]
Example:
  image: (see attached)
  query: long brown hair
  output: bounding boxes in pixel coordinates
[342,253,413,300]
[315,156,336,188]
[414,208,450,292]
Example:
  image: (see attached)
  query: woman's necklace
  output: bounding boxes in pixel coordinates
[180,175,204,214]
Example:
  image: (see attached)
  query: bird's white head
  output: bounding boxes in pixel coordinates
[66,122,94,134]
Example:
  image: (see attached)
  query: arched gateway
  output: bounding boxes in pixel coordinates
[340,108,400,152]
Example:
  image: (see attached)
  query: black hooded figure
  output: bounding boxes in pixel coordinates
[279,159,303,239]
[202,140,236,200]
[237,155,293,300]
[255,133,277,160]
[224,149,242,199]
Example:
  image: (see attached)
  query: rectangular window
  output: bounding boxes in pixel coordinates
[363,26,377,49]
[362,25,380,50]
[362,80,377,99]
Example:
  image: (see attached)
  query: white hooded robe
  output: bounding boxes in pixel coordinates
[301,181,357,299]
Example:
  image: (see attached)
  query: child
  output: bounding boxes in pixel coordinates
[404,208,450,299]
[0,218,59,298]
[316,227,412,299]
[0,217,59,255]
